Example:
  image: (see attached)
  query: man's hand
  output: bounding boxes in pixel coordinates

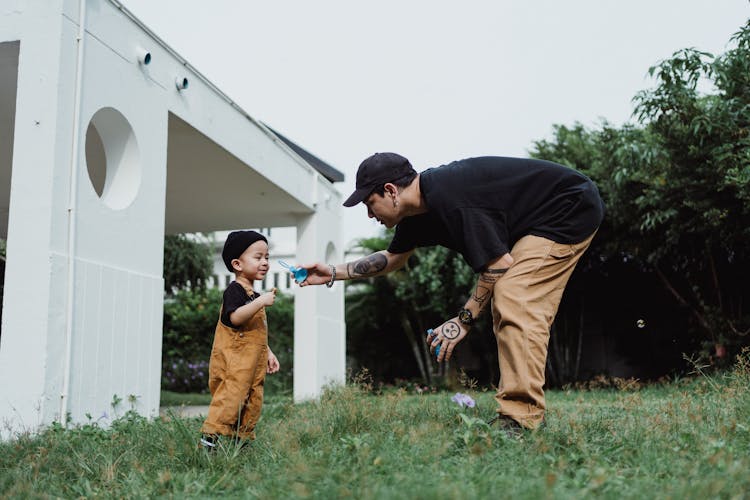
[295,262,332,287]
[426,317,470,362]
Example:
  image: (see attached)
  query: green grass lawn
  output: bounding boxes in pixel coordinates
[160,389,212,407]
[2,354,749,499]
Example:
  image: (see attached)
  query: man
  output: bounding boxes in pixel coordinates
[299,152,604,432]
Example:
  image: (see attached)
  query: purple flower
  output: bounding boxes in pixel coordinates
[451,392,476,408]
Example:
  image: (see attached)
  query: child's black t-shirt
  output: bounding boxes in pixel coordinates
[387,156,605,271]
[220,282,260,328]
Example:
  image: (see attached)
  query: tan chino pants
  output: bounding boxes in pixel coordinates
[492,231,596,429]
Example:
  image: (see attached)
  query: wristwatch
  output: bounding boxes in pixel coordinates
[458,308,475,326]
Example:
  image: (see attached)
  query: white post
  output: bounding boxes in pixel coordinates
[293,182,345,401]
[0,3,68,436]
[0,1,168,437]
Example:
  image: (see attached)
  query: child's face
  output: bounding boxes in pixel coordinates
[232,240,270,281]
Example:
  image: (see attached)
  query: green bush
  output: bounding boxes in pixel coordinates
[265,291,294,395]
[162,287,222,393]
[161,287,294,395]
[531,20,750,363]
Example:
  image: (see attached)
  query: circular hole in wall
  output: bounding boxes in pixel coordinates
[84,107,141,210]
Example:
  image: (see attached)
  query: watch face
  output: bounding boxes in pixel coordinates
[459,309,473,324]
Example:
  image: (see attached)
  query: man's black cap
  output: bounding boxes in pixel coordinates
[343,152,414,207]
[222,230,267,272]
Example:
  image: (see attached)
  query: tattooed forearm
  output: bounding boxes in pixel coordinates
[470,267,508,309]
[472,284,492,305]
[347,252,388,278]
[479,268,507,285]
[484,267,508,275]
[479,268,506,282]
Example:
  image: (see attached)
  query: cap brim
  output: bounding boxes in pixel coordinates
[343,187,371,207]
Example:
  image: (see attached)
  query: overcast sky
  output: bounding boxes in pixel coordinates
[121,0,749,245]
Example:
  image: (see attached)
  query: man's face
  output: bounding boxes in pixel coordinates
[364,189,400,228]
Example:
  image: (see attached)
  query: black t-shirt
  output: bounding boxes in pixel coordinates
[387,156,605,271]
[220,281,260,328]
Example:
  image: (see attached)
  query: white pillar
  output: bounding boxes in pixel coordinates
[293,181,346,401]
[0,1,167,437]
[0,6,64,435]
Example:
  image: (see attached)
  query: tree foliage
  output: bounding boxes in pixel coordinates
[162,234,213,294]
[161,286,222,392]
[348,20,750,383]
[265,292,295,394]
[347,20,750,385]
[161,287,294,394]
[531,20,750,359]
[161,233,294,394]
[345,233,496,386]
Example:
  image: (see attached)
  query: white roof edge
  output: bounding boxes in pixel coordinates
[106,0,320,180]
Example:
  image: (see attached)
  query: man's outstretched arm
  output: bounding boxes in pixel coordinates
[298,250,414,287]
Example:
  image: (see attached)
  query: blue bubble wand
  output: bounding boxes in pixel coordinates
[427,328,440,358]
[278,260,308,282]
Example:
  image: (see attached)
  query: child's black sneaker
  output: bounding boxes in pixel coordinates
[199,434,217,451]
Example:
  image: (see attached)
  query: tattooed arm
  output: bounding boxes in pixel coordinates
[463,252,515,321]
[429,252,514,362]
[297,250,414,287]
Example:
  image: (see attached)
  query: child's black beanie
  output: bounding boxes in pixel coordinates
[222,230,267,272]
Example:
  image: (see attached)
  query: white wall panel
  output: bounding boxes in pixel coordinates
[67,258,161,422]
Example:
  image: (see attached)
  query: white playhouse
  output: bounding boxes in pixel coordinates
[0,0,345,438]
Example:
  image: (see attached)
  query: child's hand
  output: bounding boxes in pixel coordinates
[261,288,277,307]
[267,349,280,374]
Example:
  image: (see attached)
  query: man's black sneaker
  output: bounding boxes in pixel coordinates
[487,414,525,438]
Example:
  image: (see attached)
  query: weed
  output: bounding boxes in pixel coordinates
[684,352,722,391]
[457,368,479,390]
[452,413,493,454]
[350,367,375,393]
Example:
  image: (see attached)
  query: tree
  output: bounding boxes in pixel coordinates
[163,233,214,294]
[348,21,750,383]
[345,233,496,386]
[629,22,750,352]
[531,20,750,363]
[161,233,217,393]
[161,287,295,394]
[344,234,423,383]
[161,286,222,392]
[265,292,295,394]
